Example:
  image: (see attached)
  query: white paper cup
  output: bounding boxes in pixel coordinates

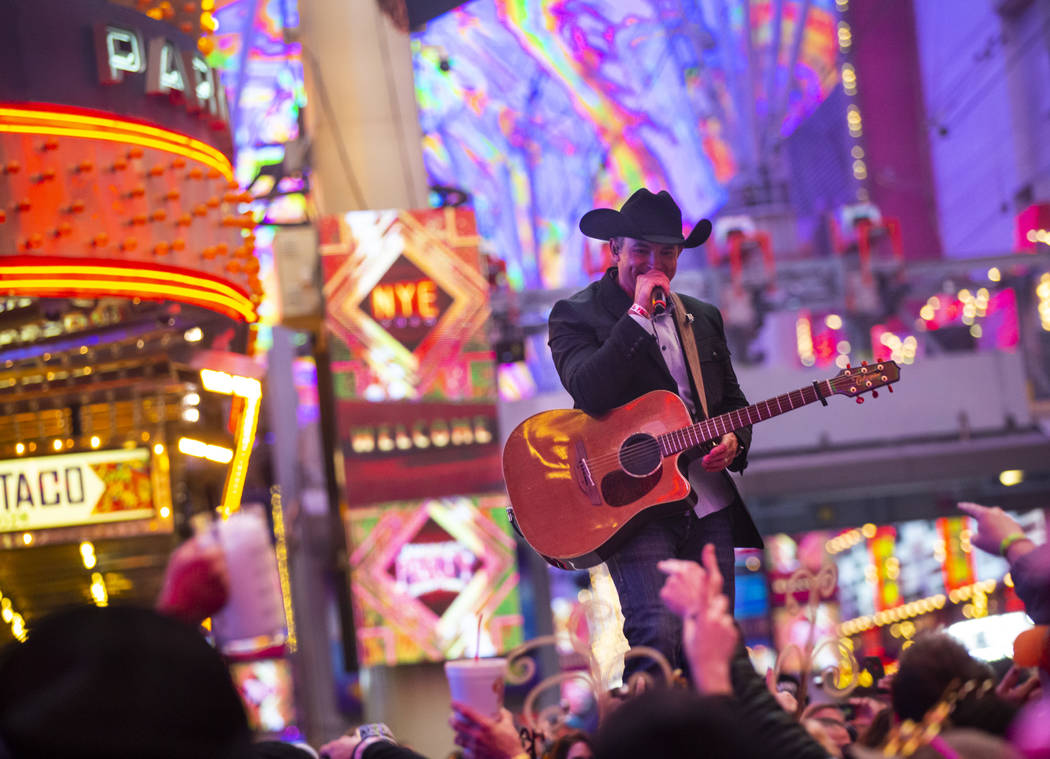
[445,658,507,717]
[195,505,286,655]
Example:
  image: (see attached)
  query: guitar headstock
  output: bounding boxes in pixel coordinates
[828,360,901,403]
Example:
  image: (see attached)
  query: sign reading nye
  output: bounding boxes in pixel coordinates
[0,449,157,533]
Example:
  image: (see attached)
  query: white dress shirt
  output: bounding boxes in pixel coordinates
[629,305,735,518]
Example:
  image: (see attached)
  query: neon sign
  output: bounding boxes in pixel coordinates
[95,22,229,122]
[394,541,479,599]
[370,279,441,322]
[0,449,158,532]
[349,416,493,454]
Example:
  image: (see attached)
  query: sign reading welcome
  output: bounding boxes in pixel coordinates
[0,449,157,533]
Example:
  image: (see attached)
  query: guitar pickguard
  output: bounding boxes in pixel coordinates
[600,466,663,507]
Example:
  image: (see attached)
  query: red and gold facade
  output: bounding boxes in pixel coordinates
[0,0,265,634]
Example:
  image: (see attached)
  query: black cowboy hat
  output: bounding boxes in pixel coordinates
[579,188,712,248]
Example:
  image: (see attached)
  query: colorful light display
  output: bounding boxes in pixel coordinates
[321,207,502,505]
[346,494,523,667]
[412,0,841,291]
[209,0,309,323]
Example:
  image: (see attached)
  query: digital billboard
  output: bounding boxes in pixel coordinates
[345,494,523,667]
[321,207,502,506]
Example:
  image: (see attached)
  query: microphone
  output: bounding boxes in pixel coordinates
[651,286,667,315]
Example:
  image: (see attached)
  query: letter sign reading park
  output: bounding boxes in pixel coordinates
[0,449,155,533]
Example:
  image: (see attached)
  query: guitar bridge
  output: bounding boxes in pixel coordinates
[573,441,601,505]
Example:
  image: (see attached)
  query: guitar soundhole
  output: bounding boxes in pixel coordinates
[619,433,662,477]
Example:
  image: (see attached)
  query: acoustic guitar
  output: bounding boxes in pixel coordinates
[502,361,901,569]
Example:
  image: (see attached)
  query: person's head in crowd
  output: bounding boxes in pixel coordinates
[802,702,853,751]
[548,729,594,759]
[593,688,761,759]
[890,632,1019,736]
[891,633,991,723]
[0,604,252,759]
[249,741,319,759]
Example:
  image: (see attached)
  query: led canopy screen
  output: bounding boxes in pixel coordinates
[412,0,841,291]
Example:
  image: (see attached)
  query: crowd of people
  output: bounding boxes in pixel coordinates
[0,499,1043,759]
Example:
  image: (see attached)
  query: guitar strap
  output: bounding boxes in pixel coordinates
[669,292,710,420]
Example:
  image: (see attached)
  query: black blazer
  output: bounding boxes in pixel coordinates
[548,267,762,548]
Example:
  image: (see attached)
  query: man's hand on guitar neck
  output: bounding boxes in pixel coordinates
[701,433,738,472]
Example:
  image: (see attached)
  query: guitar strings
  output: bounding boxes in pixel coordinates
[583,431,715,471]
[581,385,843,471]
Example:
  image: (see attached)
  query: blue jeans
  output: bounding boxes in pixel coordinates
[604,505,736,681]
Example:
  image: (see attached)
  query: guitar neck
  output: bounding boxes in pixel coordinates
[659,380,834,456]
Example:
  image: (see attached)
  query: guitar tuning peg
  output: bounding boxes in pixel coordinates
[887,385,893,393]
[856,396,865,404]
[871,390,878,399]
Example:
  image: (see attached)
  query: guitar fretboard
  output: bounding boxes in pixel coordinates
[657,380,834,456]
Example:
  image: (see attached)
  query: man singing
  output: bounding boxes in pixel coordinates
[547,188,763,679]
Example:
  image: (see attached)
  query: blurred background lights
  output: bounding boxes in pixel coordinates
[999,469,1024,487]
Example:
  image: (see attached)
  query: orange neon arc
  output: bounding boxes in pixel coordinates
[0,263,258,323]
[0,105,234,181]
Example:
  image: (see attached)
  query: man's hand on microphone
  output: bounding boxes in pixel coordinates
[634,269,672,315]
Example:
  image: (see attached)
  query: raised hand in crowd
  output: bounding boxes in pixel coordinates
[764,668,799,715]
[155,532,230,625]
[957,502,1034,561]
[449,702,528,759]
[994,664,1042,707]
[958,500,1050,624]
[658,543,737,695]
